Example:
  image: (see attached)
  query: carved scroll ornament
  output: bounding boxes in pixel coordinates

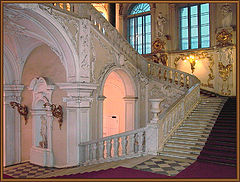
[10,102,28,125]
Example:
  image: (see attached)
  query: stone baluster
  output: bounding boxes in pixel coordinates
[85,144,90,162]
[113,137,119,158]
[128,134,135,155]
[166,69,170,82]
[121,136,127,157]
[92,143,97,162]
[98,141,104,161]
[106,139,112,159]
[178,73,182,86]
[183,74,187,87]
[138,131,144,153]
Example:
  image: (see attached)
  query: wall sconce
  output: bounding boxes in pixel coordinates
[44,102,63,130]
[183,55,199,74]
[10,102,28,125]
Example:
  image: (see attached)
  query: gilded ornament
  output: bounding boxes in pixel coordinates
[218,62,232,81]
[216,29,232,47]
[152,38,166,52]
[44,103,63,130]
[10,102,28,124]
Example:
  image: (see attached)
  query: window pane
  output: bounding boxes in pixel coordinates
[182,39,188,50]
[190,5,198,15]
[191,28,198,37]
[180,7,188,17]
[191,37,198,49]
[201,36,210,48]
[201,15,209,24]
[181,28,188,38]
[130,3,150,15]
[146,43,151,54]
[181,18,188,27]
[129,18,134,35]
[201,26,209,36]
[200,3,209,13]
[180,3,210,50]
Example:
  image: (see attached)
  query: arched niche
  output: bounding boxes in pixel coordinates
[99,68,138,138]
[28,77,54,167]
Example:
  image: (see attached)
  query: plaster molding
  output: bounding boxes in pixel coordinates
[28,77,55,109]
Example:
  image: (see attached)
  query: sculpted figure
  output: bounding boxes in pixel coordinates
[39,115,48,148]
[157,12,167,37]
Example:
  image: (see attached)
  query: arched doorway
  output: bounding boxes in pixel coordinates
[102,69,136,137]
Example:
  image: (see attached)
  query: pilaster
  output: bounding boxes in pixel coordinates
[3,84,24,166]
[57,82,98,166]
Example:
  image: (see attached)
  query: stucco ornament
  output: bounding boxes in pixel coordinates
[28,77,55,109]
[40,5,79,50]
[221,4,232,28]
[3,6,27,35]
[119,54,126,66]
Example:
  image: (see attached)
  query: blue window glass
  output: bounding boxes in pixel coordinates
[130,3,150,15]
[128,3,151,54]
[179,3,210,50]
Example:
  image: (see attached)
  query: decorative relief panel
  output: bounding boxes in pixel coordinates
[40,5,79,50]
[79,19,90,81]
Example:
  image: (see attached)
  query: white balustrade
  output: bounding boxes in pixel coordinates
[79,128,147,165]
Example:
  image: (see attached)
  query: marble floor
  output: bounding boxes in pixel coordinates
[3,155,194,179]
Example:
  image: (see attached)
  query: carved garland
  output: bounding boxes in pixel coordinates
[174,52,214,88]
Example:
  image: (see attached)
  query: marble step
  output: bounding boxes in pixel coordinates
[177,127,211,133]
[163,146,201,155]
[165,142,204,150]
[174,131,209,137]
[169,134,207,144]
[159,151,199,160]
[179,125,213,130]
[168,138,206,146]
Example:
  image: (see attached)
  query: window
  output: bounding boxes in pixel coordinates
[179,3,210,50]
[127,3,151,54]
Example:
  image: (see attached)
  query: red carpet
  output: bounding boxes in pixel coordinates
[51,166,170,179]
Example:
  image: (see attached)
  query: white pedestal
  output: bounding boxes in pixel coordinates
[30,146,53,167]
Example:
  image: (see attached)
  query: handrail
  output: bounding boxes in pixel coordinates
[80,127,146,146]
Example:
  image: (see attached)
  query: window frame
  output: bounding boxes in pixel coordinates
[179,3,210,50]
[127,3,151,55]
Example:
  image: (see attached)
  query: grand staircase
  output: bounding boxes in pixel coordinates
[197,97,237,166]
[158,94,228,162]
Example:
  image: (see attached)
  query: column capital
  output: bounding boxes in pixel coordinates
[57,82,98,108]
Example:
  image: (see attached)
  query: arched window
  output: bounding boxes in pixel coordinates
[127,3,151,54]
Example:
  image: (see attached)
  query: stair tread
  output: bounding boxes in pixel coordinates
[160,151,199,159]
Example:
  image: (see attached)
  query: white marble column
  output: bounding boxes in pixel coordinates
[123,96,138,131]
[57,82,98,166]
[97,96,106,138]
[3,84,24,166]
